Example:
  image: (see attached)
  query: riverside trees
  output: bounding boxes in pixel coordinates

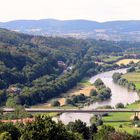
[94,79,112,101]
[112,72,136,90]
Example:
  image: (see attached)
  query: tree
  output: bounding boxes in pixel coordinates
[127,67,135,73]
[98,87,111,100]
[0,80,7,89]
[65,98,73,105]
[89,123,97,134]
[0,132,12,140]
[94,79,104,87]
[89,123,98,140]
[6,98,16,108]
[0,123,20,140]
[90,89,97,96]
[112,72,122,83]
[94,125,115,140]
[90,115,98,125]
[20,115,82,140]
[90,115,103,126]
[67,119,90,140]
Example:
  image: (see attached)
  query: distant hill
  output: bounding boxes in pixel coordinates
[0,19,140,41]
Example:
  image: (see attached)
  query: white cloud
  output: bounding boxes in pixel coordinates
[0,0,140,22]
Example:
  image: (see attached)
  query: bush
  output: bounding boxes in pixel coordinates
[90,115,103,126]
[0,131,12,140]
[96,119,103,126]
[90,89,97,96]
[127,67,135,73]
[119,124,123,128]
[115,103,125,108]
[65,98,74,105]
[94,79,104,87]
[98,87,112,100]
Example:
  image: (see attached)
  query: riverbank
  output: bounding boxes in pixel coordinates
[32,68,139,116]
[32,78,96,108]
[57,68,139,125]
[30,68,140,135]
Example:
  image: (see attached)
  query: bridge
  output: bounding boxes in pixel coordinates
[2,108,140,114]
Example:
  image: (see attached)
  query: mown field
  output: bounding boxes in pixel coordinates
[122,72,140,90]
[103,56,123,63]
[103,102,140,134]
[116,59,140,65]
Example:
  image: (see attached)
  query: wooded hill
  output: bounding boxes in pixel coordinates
[0,28,140,106]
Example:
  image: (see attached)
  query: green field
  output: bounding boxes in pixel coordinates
[103,102,140,134]
[103,56,123,63]
[79,77,93,86]
[122,72,140,90]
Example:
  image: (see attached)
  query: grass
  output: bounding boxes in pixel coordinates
[79,78,93,86]
[122,72,140,90]
[103,56,123,63]
[104,122,134,134]
[33,112,60,117]
[135,83,140,90]
[103,112,133,122]
[102,102,140,134]
[116,59,140,65]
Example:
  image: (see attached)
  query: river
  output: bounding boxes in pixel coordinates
[54,68,139,125]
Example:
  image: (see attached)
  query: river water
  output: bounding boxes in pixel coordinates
[55,68,139,125]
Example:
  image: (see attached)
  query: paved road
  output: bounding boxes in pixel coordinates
[2,108,140,113]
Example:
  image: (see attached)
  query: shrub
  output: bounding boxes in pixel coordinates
[127,67,135,72]
[115,103,125,108]
[94,79,104,87]
[90,89,97,96]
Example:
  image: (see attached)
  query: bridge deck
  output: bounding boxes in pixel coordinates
[2,108,140,113]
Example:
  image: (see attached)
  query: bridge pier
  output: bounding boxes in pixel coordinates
[134,112,139,121]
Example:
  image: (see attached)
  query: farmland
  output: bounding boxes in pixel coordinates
[103,102,140,134]
[122,72,140,90]
[116,59,140,65]
[103,56,123,63]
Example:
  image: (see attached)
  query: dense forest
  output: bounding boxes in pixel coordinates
[0,28,140,106]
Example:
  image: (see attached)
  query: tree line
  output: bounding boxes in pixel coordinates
[0,115,139,140]
[112,72,136,90]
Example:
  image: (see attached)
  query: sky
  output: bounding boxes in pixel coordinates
[0,0,140,22]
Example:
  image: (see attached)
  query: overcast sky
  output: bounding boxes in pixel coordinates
[0,0,140,22]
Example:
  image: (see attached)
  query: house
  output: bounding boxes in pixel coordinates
[57,61,67,69]
[7,87,21,94]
